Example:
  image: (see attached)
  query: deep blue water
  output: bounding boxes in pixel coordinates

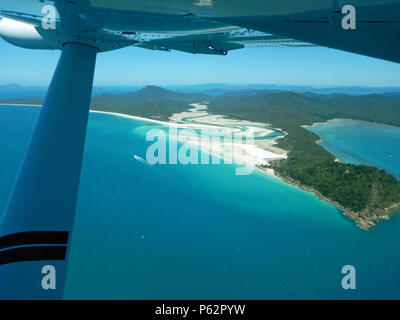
[0,106,399,299]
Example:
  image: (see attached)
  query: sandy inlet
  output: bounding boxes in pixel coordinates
[168,103,287,169]
[9,103,288,173]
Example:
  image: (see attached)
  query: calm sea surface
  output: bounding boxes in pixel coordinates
[308,119,400,179]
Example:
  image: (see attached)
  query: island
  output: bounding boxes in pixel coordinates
[2,85,400,229]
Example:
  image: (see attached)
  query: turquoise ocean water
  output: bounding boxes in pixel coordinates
[0,106,399,299]
[308,119,400,179]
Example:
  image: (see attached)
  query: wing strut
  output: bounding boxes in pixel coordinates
[0,42,97,299]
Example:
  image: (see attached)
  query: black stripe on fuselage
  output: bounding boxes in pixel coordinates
[0,246,67,266]
[0,231,69,251]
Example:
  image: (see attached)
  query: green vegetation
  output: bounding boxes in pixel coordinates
[1,85,204,121]
[90,86,206,121]
[208,91,400,227]
[275,162,400,212]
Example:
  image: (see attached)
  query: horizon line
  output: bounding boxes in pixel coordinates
[2,82,400,89]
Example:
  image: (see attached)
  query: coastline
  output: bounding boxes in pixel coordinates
[91,109,175,126]
[0,103,288,166]
[4,104,398,229]
[301,121,327,128]
[93,105,289,172]
[0,103,41,107]
[257,165,400,230]
[168,103,288,166]
[0,103,190,127]
[283,118,400,229]
[302,117,400,131]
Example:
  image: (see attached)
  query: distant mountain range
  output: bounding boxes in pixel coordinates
[169,83,400,96]
[0,84,48,99]
[2,83,400,100]
[2,84,400,124]
[0,84,133,99]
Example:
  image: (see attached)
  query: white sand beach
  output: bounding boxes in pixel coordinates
[0,103,41,107]
[93,104,288,174]
[3,103,288,175]
[167,103,287,170]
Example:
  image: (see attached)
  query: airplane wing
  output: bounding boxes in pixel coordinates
[3,1,398,61]
[213,1,400,63]
[0,8,315,55]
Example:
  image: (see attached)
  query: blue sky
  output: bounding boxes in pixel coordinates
[2,37,400,87]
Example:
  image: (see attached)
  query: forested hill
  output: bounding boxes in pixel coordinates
[209,91,400,127]
[2,86,400,127]
[208,92,400,229]
[0,85,207,121]
[90,86,208,120]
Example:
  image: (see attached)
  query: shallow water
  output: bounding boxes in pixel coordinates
[308,119,400,178]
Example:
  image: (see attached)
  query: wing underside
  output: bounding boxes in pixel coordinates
[0,8,315,55]
[1,1,400,61]
[133,29,316,55]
